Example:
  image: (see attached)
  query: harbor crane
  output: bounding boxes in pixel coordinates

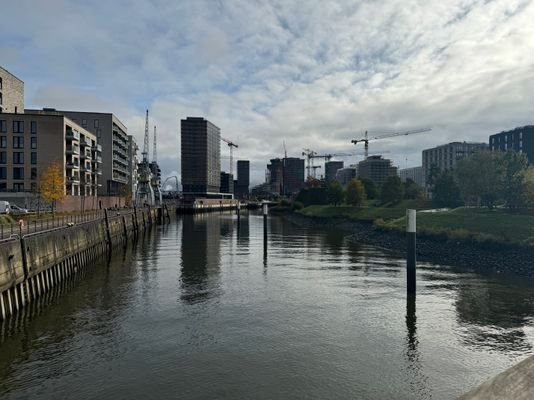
[351,128,432,158]
[221,137,238,176]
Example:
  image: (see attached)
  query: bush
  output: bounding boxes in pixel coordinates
[291,201,304,211]
[346,178,366,207]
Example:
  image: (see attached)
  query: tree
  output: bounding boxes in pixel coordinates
[455,151,502,208]
[432,170,462,207]
[522,166,534,207]
[359,177,378,199]
[403,178,424,200]
[380,175,403,204]
[295,187,328,206]
[426,164,441,188]
[500,151,528,208]
[345,178,366,207]
[40,161,65,213]
[327,181,344,206]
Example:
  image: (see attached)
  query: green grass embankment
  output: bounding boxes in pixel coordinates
[298,200,432,222]
[298,203,534,247]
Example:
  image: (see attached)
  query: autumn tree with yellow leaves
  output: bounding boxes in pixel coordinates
[40,161,65,213]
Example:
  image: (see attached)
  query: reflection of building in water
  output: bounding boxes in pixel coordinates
[180,214,221,303]
[454,280,534,352]
[237,213,249,248]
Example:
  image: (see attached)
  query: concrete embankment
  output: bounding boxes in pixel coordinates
[0,207,164,321]
[284,212,534,277]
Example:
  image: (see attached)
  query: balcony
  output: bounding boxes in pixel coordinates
[92,144,103,152]
[67,175,80,183]
[66,162,80,169]
[66,130,80,140]
[66,145,80,155]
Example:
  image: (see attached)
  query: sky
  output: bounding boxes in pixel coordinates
[2,0,534,186]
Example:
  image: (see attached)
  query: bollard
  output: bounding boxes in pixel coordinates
[406,209,416,294]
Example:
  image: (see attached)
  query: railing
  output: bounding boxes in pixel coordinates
[0,209,108,240]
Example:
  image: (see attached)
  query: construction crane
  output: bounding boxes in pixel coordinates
[221,137,238,176]
[302,150,354,179]
[351,128,432,158]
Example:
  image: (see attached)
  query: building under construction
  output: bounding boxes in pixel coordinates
[357,155,397,186]
[266,157,305,196]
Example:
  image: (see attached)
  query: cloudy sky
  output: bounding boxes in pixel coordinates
[2,0,534,185]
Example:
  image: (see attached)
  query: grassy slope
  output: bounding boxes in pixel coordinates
[299,200,432,222]
[298,203,534,246]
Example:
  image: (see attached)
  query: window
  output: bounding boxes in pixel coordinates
[0,77,2,90]
[94,119,99,128]
[31,167,37,180]
[13,136,24,148]
[13,121,24,133]
[13,183,24,192]
[31,182,37,192]
[0,120,5,133]
[0,167,6,179]
[0,152,6,164]
[13,152,24,164]
[31,121,37,134]
[96,128,102,139]
[31,152,37,165]
[82,119,87,128]
[31,137,37,149]
[0,183,6,191]
[0,136,6,148]
[0,93,2,106]
[13,167,24,180]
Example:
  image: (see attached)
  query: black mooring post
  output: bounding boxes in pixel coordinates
[263,202,268,259]
[407,209,416,294]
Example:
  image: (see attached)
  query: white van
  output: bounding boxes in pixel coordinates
[0,201,10,214]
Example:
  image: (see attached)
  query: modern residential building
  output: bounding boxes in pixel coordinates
[398,166,425,187]
[422,141,487,185]
[490,126,534,164]
[283,157,305,196]
[0,67,24,114]
[0,112,100,195]
[357,155,397,186]
[220,172,234,195]
[127,135,139,202]
[235,160,250,199]
[325,161,344,183]
[26,108,130,196]
[181,117,221,196]
[335,165,358,186]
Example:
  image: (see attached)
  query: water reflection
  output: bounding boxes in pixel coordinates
[180,214,223,304]
[454,279,534,353]
[405,294,430,398]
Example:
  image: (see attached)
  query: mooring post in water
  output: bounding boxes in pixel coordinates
[407,209,416,294]
[263,201,268,257]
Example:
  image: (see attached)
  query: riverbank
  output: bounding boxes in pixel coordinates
[285,209,534,277]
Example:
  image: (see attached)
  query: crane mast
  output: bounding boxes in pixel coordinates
[221,137,238,176]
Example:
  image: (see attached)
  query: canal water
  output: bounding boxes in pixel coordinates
[1,212,534,399]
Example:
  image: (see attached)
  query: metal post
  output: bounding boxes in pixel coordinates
[407,209,416,295]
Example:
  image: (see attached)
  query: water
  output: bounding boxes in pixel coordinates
[1,212,534,399]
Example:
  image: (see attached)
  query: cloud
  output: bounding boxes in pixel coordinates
[2,0,534,185]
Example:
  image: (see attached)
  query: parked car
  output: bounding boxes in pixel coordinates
[0,200,10,214]
[10,205,28,215]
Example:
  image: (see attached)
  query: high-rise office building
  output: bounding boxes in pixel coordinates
[357,156,397,186]
[325,161,344,183]
[283,157,305,196]
[0,67,24,114]
[181,117,221,196]
[220,172,234,194]
[267,158,283,195]
[422,141,487,186]
[336,165,358,186]
[27,108,130,196]
[490,126,534,164]
[235,160,250,199]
